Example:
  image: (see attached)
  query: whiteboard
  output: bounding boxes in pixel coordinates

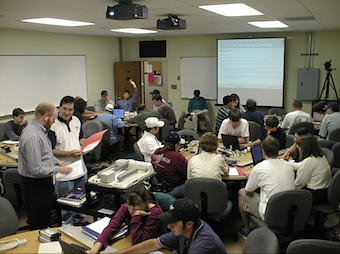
[180,57,216,99]
[0,55,88,117]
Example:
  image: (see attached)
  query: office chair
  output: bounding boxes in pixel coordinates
[321,148,334,168]
[177,129,199,142]
[243,227,279,254]
[248,121,261,141]
[249,190,312,243]
[288,122,314,135]
[99,121,119,163]
[331,142,340,175]
[167,102,173,107]
[318,139,336,150]
[328,127,340,142]
[82,121,103,169]
[158,118,169,142]
[3,168,24,209]
[267,108,285,116]
[286,239,340,254]
[285,134,295,148]
[86,106,95,111]
[184,178,237,240]
[312,170,340,230]
[0,122,6,141]
[204,114,214,133]
[177,111,186,130]
[133,142,144,161]
[0,197,18,238]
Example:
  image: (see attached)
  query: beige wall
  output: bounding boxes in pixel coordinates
[0,28,119,123]
[122,31,340,126]
[1,28,340,126]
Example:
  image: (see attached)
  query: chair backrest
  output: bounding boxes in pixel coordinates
[133,142,144,161]
[327,170,340,208]
[204,114,214,133]
[264,189,312,234]
[0,197,18,238]
[177,111,185,130]
[0,122,6,141]
[82,120,103,163]
[285,134,295,148]
[328,127,340,142]
[168,102,173,107]
[286,239,340,254]
[3,168,24,209]
[243,227,279,254]
[248,121,261,141]
[99,121,112,143]
[157,118,169,142]
[178,129,199,142]
[321,148,334,167]
[331,142,340,168]
[184,178,228,216]
[288,122,314,135]
[86,105,95,111]
[267,108,284,115]
[318,139,336,150]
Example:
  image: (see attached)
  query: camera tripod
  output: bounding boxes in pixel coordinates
[318,69,339,101]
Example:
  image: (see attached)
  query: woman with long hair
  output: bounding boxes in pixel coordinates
[292,134,331,205]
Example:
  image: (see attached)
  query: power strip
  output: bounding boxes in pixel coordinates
[0,239,27,252]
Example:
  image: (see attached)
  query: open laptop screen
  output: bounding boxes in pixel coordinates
[251,145,264,165]
[113,109,125,118]
[221,134,240,151]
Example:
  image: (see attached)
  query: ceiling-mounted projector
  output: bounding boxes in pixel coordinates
[106,0,148,20]
[157,14,186,30]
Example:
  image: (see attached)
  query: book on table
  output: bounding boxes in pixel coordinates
[82,217,128,240]
[57,188,86,207]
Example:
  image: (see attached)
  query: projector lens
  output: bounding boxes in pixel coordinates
[109,11,114,16]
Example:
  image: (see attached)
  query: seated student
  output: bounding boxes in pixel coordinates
[3,108,28,141]
[94,90,115,112]
[86,184,165,254]
[137,117,164,162]
[218,108,249,144]
[115,79,138,112]
[74,97,99,123]
[248,116,285,149]
[150,89,167,110]
[319,102,340,139]
[238,136,295,238]
[283,127,310,162]
[290,134,331,205]
[312,101,326,123]
[187,89,209,132]
[153,95,177,131]
[216,95,235,133]
[96,104,125,151]
[187,132,228,181]
[241,98,264,130]
[115,198,227,254]
[281,99,312,130]
[231,93,246,113]
[151,132,187,198]
[126,104,161,131]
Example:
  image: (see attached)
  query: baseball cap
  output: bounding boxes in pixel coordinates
[324,102,339,112]
[165,132,185,145]
[105,104,114,112]
[159,198,199,224]
[150,89,160,95]
[145,117,165,128]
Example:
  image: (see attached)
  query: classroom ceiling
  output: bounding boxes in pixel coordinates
[1,0,340,37]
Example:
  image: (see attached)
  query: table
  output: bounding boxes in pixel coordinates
[0,142,18,168]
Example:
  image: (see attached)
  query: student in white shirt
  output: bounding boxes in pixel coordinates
[281,99,312,130]
[137,117,164,162]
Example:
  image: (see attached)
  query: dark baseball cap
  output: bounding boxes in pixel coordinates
[150,89,160,95]
[324,102,339,112]
[165,132,185,145]
[159,198,199,224]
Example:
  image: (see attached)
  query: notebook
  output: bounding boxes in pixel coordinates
[251,145,264,165]
[113,109,125,118]
[221,134,246,151]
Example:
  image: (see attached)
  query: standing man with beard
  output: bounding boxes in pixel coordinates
[19,103,72,230]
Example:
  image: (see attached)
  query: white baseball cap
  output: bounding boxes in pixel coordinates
[145,117,165,128]
[105,104,114,112]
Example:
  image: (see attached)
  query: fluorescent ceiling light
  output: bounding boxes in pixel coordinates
[199,3,263,17]
[248,21,288,28]
[111,28,157,34]
[22,18,94,27]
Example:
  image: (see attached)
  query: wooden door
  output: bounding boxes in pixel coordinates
[114,62,142,107]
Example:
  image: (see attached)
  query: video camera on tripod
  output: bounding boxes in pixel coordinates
[324,60,336,72]
[319,60,338,101]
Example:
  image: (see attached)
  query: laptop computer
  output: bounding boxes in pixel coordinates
[221,134,247,151]
[113,109,125,118]
[59,239,88,254]
[251,145,264,166]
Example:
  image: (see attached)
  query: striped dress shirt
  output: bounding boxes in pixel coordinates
[18,120,59,178]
